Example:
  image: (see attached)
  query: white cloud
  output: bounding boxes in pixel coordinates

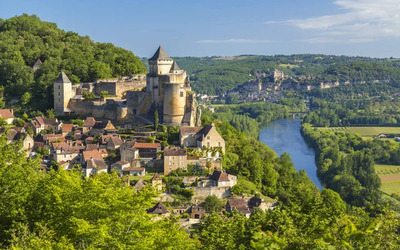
[196,39,274,44]
[266,0,400,43]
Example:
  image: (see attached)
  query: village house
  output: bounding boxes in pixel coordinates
[82,117,117,136]
[42,134,64,145]
[0,109,14,124]
[28,116,62,134]
[82,150,107,176]
[6,129,34,155]
[179,123,225,156]
[147,201,169,216]
[197,171,237,188]
[100,134,123,150]
[133,142,161,159]
[163,147,187,175]
[120,141,139,161]
[122,167,146,176]
[61,123,74,137]
[226,198,251,218]
[51,142,84,165]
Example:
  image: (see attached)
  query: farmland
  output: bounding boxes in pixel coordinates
[317,126,400,140]
[375,164,400,195]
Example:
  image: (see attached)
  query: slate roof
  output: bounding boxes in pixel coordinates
[148,201,169,214]
[149,45,172,61]
[0,109,14,119]
[170,61,181,71]
[54,72,71,84]
[152,173,162,181]
[210,171,230,182]
[86,158,107,170]
[164,147,187,156]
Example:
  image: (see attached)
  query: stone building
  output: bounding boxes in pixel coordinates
[54,46,201,127]
[179,123,225,155]
[163,147,187,175]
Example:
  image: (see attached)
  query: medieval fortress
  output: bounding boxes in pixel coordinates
[54,46,201,127]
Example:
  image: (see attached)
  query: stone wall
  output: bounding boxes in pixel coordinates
[192,186,232,199]
[126,91,152,116]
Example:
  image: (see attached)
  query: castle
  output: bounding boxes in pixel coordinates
[54,46,201,127]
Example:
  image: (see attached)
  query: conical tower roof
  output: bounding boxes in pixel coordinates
[33,58,43,67]
[149,45,172,61]
[55,72,71,84]
[170,61,181,71]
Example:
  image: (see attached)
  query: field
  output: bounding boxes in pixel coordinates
[375,164,400,195]
[317,126,400,140]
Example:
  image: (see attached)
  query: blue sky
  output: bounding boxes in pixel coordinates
[1,0,399,58]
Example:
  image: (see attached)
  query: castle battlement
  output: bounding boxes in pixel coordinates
[54,46,201,127]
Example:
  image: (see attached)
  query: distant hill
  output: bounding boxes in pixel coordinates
[174,55,400,95]
[0,14,146,111]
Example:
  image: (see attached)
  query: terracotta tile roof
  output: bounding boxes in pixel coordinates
[83,117,96,127]
[179,126,202,135]
[62,124,74,132]
[83,150,103,161]
[133,142,161,149]
[164,147,187,156]
[85,144,98,151]
[43,118,59,126]
[35,116,45,125]
[0,109,14,119]
[123,167,145,171]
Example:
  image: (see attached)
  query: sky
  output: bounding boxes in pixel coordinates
[1,0,400,58]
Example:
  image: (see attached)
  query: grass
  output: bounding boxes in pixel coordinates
[375,164,400,176]
[375,164,400,195]
[381,181,400,196]
[279,63,299,69]
[317,126,400,139]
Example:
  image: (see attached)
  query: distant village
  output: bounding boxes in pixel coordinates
[0,47,276,229]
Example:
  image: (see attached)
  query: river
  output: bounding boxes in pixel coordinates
[259,118,322,188]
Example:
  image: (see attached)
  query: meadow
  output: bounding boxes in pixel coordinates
[375,164,400,195]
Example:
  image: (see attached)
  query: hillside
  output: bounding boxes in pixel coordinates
[0,14,146,111]
[173,55,400,95]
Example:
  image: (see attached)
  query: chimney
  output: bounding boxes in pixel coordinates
[9,109,13,115]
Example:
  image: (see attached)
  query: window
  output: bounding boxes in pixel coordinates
[58,85,60,89]
[180,161,183,165]
[218,142,221,147]
[207,142,210,147]
[169,161,172,166]
[180,92,184,97]
[58,92,60,96]
[207,136,210,140]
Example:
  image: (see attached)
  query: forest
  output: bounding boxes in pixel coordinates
[1,116,400,248]
[174,53,400,96]
[0,14,146,112]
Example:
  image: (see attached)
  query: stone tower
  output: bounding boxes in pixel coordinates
[147,45,174,106]
[54,72,73,115]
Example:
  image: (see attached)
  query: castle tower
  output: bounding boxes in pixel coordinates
[147,45,174,106]
[163,81,186,124]
[54,72,73,115]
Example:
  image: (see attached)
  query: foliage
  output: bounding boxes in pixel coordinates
[0,132,196,248]
[202,195,224,212]
[0,14,146,112]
